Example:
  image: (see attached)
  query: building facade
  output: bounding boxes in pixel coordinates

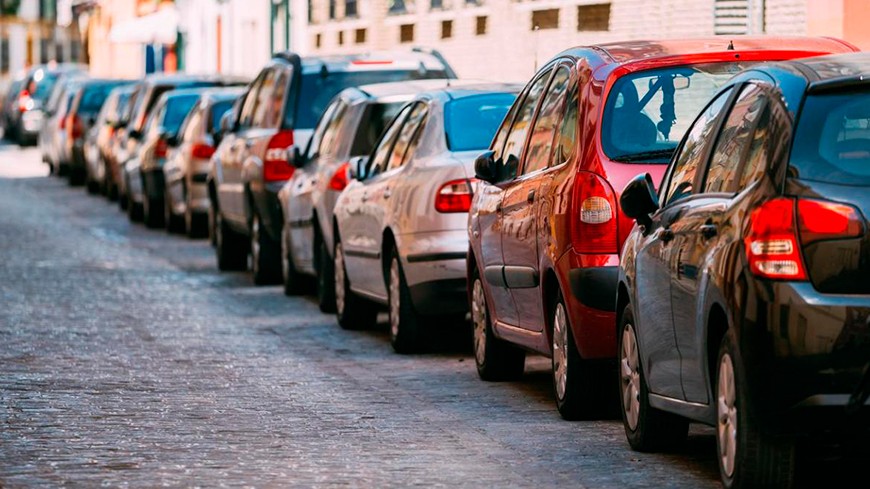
[1,0,82,80]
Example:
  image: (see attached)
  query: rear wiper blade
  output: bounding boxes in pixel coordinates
[613,149,674,163]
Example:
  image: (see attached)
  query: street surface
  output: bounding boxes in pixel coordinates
[0,142,723,487]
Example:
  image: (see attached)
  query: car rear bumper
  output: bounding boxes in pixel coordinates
[400,229,469,315]
[250,181,285,241]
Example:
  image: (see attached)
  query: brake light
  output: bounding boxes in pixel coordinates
[155,137,169,158]
[328,162,350,191]
[263,130,295,182]
[18,90,33,112]
[59,114,67,130]
[191,142,215,159]
[745,198,807,280]
[797,199,864,245]
[435,179,474,213]
[67,114,84,140]
[571,172,618,254]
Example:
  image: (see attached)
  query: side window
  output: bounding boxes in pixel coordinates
[704,85,767,194]
[368,104,412,177]
[737,96,781,190]
[491,94,520,159]
[522,66,569,175]
[319,101,350,158]
[238,72,265,128]
[251,69,277,128]
[306,100,339,160]
[182,106,203,142]
[663,88,733,205]
[388,102,428,171]
[263,67,290,129]
[501,68,552,180]
[555,82,579,166]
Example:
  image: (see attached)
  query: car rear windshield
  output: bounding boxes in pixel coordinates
[292,69,448,130]
[601,62,754,163]
[163,95,201,136]
[132,82,219,131]
[445,93,517,152]
[349,101,405,156]
[30,72,60,101]
[210,100,234,132]
[80,84,123,114]
[791,90,870,186]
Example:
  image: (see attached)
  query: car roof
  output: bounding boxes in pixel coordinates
[140,73,247,87]
[352,79,455,99]
[281,49,451,74]
[779,52,870,92]
[158,87,210,102]
[196,87,246,104]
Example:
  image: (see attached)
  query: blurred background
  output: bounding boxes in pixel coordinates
[1,0,870,86]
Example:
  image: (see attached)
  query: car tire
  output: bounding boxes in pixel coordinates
[86,168,100,194]
[141,175,164,230]
[388,248,425,354]
[164,190,184,234]
[334,240,377,330]
[471,268,525,381]
[251,213,281,285]
[281,225,309,296]
[127,195,143,222]
[185,191,208,239]
[215,209,248,271]
[619,303,689,451]
[716,332,795,489]
[68,167,85,186]
[316,238,336,313]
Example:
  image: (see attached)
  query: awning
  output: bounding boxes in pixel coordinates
[108,7,178,45]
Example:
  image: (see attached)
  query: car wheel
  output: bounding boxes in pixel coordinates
[69,167,85,186]
[281,225,309,295]
[215,209,248,271]
[334,240,376,330]
[164,190,184,234]
[619,303,689,450]
[86,167,100,194]
[388,248,425,354]
[471,269,525,381]
[127,194,143,222]
[316,238,336,313]
[185,191,207,239]
[142,186,164,229]
[716,332,795,489]
[251,213,281,285]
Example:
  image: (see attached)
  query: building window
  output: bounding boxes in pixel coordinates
[400,24,415,43]
[329,0,336,19]
[389,0,407,13]
[466,0,481,5]
[39,39,50,63]
[532,9,559,30]
[475,15,487,35]
[338,31,344,45]
[355,28,367,44]
[577,3,610,32]
[0,38,9,73]
[431,0,443,8]
[308,0,314,23]
[441,20,453,39]
[346,0,358,17]
[55,42,64,62]
[315,33,322,48]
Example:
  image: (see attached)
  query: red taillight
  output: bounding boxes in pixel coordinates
[59,114,67,130]
[745,198,807,280]
[155,137,169,158]
[263,130,295,182]
[328,162,350,191]
[18,90,32,112]
[571,172,618,254]
[797,199,864,245]
[191,142,215,159]
[435,178,474,213]
[67,114,84,140]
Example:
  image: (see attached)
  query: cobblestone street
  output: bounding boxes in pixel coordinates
[0,143,726,487]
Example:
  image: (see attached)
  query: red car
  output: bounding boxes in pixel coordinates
[467,37,857,420]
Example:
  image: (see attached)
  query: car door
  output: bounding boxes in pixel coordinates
[219,72,264,225]
[671,84,767,403]
[495,66,553,327]
[635,87,734,399]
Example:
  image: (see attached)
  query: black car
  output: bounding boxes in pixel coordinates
[6,63,87,145]
[210,48,457,285]
[617,51,870,488]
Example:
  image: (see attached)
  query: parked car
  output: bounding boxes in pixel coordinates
[63,79,135,187]
[104,86,137,202]
[1,77,24,138]
[85,85,136,197]
[617,50,870,489]
[38,76,88,177]
[210,48,457,285]
[278,79,450,311]
[163,87,244,236]
[125,88,205,227]
[467,37,858,420]
[116,74,247,211]
[7,63,87,145]
[332,83,519,352]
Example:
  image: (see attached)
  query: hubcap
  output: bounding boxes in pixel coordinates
[553,303,569,401]
[471,279,487,367]
[389,258,400,339]
[251,216,260,274]
[718,353,738,478]
[620,323,641,431]
[334,243,346,315]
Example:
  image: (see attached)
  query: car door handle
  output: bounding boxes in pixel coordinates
[700,223,718,239]
[244,140,254,149]
[660,228,674,243]
[527,189,536,203]
[361,193,368,202]
[383,188,392,199]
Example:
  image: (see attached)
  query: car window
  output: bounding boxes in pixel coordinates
[703,85,767,194]
[251,69,278,128]
[443,92,516,152]
[523,67,569,175]
[502,68,552,180]
[239,72,265,128]
[163,95,200,136]
[388,102,427,171]
[305,99,339,160]
[319,100,351,158]
[350,101,405,157]
[554,82,578,166]
[368,104,412,177]
[182,106,204,142]
[209,100,234,133]
[144,102,163,135]
[737,102,773,190]
[490,92,521,160]
[662,87,733,206]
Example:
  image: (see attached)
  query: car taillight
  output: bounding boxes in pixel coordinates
[797,199,864,245]
[571,172,618,254]
[435,178,474,213]
[191,142,215,159]
[155,137,169,158]
[59,115,67,130]
[68,114,84,140]
[18,90,32,112]
[263,130,295,182]
[328,162,350,191]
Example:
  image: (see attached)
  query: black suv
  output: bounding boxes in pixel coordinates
[209,48,457,284]
[617,52,870,488]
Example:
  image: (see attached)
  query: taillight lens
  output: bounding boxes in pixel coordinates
[797,199,863,245]
[435,178,474,213]
[571,172,618,254]
[263,130,295,182]
[191,142,215,159]
[18,90,32,112]
[155,137,169,158]
[68,114,84,140]
[328,162,350,191]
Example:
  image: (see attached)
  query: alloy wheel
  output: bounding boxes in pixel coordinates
[620,323,641,431]
[718,352,738,479]
[472,278,487,366]
[553,303,569,401]
[389,258,401,339]
[334,243,346,315]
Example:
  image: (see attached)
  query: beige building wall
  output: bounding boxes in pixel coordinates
[84,0,145,79]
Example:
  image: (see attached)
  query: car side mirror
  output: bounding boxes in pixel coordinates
[474,150,499,184]
[128,129,142,140]
[220,112,236,135]
[348,156,369,181]
[290,146,307,169]
[620,173,659,230]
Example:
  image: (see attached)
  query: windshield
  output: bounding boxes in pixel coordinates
[292,70,448,129]
[29,72,60,101]
[602,62,754,162]
[163,95,201,136]
[445,93,516,152]
[791,90,870,186]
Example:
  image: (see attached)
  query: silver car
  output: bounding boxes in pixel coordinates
[38,76,86,177]
[278,79,450,311]
[332,82,520,353]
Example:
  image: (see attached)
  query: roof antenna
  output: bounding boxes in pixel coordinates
[727,40,735,51]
